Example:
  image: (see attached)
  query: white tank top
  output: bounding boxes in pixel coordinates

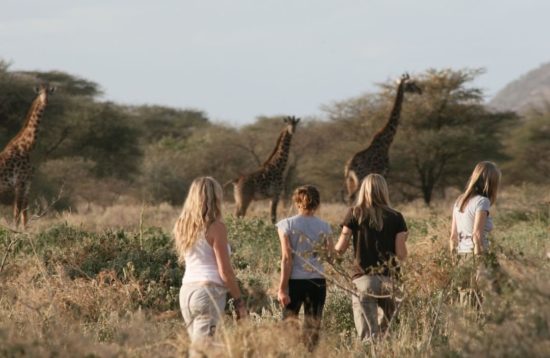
[181,232,226,286]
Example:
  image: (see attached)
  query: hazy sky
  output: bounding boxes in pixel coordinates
[2,0,549,124]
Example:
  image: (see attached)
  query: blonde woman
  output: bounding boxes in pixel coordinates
[449,161,501,256]
[449,162,501,303]
[276,185,332,352]
[335,174,408,341]
[173,177,247,353]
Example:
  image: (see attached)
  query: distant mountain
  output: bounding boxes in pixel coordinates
[489,62,550,114]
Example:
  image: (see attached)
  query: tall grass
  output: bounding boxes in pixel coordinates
[0,185,548,357]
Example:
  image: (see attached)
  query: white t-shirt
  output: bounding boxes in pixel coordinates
[453,195,493,254]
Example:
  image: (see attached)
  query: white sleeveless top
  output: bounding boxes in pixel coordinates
[181,232,227,286]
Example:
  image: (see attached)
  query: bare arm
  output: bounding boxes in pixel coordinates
[325,230,335,263]
[472,211,488,255]
[449,211,458,255]
[334,226,352,254]
[277,228,293,307]
[210,221,247,318]
[395,231,408,261]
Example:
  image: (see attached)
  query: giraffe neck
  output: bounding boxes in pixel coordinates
[371,81,405,149]
[262,129,293,173]
[10,94,48,153]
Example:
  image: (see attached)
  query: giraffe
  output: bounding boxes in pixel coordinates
[0,84,55,227]
[344,73,422,202]
[232,116,300,223]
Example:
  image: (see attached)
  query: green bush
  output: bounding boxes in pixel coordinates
[11,224,183,311]
[226,216,280,274]
[323,288,355,337]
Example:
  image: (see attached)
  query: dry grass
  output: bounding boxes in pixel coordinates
[0,185,549,357]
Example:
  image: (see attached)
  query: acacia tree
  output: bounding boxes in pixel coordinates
[322,68,517,204]
[390,69,517,204]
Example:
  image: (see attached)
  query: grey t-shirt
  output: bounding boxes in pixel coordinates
[453,195,493,253]
[276,215,332,279]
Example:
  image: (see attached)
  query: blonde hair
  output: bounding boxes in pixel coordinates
[173,177,223,263]
[292,185,321,211]
[353,174,391,231]
[457,161,501,212]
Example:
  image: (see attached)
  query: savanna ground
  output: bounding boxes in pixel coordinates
[0,185,549,357]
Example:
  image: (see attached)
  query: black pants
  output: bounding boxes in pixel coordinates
[283,279,326,351]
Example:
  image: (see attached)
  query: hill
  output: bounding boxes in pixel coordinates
[490,62,550,113]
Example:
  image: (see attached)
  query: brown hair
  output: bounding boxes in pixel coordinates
[457,161,501,212]
[353,174,391,231]
[292,185,321,211]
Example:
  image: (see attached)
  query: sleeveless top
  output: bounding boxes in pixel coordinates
[181,232,226,286]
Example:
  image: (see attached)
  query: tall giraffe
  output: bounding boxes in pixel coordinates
[232,116,300,223]
[0,84,55,227]
[344,73,422,202]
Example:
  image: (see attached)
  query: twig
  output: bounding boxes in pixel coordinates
[288,230,393,299]
[28,183,65,222]
[44,127,70,157]
[382,291,407,340]
[425,287,447,349]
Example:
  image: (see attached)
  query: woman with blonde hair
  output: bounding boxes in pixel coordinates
[449,162,501,304]
[335,174,408,341]
[174,177,247,354]
[449,161,501,256]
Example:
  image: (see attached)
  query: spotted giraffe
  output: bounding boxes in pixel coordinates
[0,84,55,227]
[344,73,422,202]
[232,116,300,223]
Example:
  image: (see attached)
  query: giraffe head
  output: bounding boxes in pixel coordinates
[34,84,56,102]
[283,116,300,135]
[399,73,422,95]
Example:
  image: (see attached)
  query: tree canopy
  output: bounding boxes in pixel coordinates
[0,61,542,209]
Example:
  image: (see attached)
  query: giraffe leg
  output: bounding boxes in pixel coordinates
[270,197,279,224]
[13,184,24,229]
[236,196,252,218]
[234,182,253,218]
[21,182,31,228]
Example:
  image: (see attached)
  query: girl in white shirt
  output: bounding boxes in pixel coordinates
[173,177,247,355]
[449,162,501,305]
[449,161,501,256]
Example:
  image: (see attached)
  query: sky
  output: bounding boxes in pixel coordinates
[2,0,549,125]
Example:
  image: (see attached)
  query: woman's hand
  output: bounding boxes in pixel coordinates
[449,211,458,256]
[234,298,248,320]
[278,289,291,307]
[277,229,292,309]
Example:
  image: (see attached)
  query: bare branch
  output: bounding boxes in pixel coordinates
[228,142,262,166]
[44,127,70,157]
